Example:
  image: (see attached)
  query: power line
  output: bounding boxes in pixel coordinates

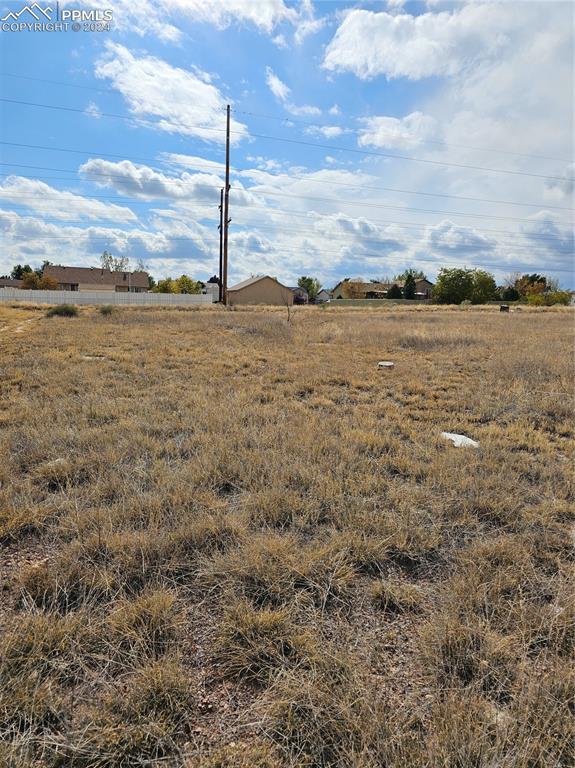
[0,72,569,165]
[2,198,571,247]
[1,97,572,182]
[0,159,575,211]
[3,231,571,272]
[3,208,570,254]
[2,182,571,226]
[231,108,573,165]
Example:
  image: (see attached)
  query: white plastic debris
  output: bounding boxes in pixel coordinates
[378,361,394,369]
[441,432,479,449]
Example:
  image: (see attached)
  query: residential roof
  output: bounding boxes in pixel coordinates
[288,286,308,294]
[228,275,288,292]
[43,265,149,288]
[0,277,23,287]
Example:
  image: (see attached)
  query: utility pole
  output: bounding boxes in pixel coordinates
[218,187,223,302]
[222,104,231,305]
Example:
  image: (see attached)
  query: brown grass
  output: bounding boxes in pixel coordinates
[0,303,573,766]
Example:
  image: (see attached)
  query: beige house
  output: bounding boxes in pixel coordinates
[227,276,294,306]
[43,265,149,292]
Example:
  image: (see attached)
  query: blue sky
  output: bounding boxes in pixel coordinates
[0,0,573,288]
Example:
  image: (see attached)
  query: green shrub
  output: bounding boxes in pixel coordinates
[99,304,115,316]
[46,303,78,318]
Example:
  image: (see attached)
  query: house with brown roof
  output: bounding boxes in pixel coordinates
[332,277,433,300]
[43,265,149,293]
[0,277,23,288]
[227,275,294,306]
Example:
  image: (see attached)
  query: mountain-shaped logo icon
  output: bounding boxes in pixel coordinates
[1,4,53,21]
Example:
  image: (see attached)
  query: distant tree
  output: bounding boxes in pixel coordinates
[433,268,475,304]
[403,273,416,300]
[152,275,202,294]
[175,275,202,294]
[101,251,130,272]
[501,285,520,301]
[297,276,321,301]
[147,274,156,289]
[34,260,51,277]
[11,264,33,280]
[470,270,497,304]
[387,283,403,299]
[153,277,178,293]
[21,273,57,290]
[135,258,148,272]
[393,268,427,282]
[515,273,547,297]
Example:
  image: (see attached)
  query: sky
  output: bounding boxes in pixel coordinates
[0,0,573,288]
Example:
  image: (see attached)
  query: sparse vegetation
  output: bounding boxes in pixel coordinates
[99,304,115,316]
[45,303,78,317]
[0,303,573,766]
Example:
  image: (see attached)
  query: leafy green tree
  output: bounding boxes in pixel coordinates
[175,275,202,294]
[470,270,497,304]
[403,273,416,300]
[393,268,427,282]
[433,268,475,304]
[297,276,321,301]
[11,264,33,280]
[501,285,520,301]
[153,277,178,293]
[387,283,403,299]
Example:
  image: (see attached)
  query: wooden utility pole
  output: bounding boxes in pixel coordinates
[218,187,223,302]
[222,104,231,305]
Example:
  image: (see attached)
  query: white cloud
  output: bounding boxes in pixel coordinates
[265,66,321,116]
[427,220,497,255]
[167,0,297,34]
[305,125,346,139]
[84,101,102,119]
[287,103,321,117]
[95,43,248,144]
[329,104,341,116]
[79,159,223,202]
[71,0,297,41]
[294,16,327,45]
[358,111,440,149]
[323,6,507,80]
[160,153,226,175]
[0,177,137,223]
[265,66,290,102]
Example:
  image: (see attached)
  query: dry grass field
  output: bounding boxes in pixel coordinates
[0,303,573,767]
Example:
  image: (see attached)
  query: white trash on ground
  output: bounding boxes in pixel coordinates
[378,361,394,369]
[441,432,479,449]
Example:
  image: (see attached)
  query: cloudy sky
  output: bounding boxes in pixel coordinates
[0,0,573,287]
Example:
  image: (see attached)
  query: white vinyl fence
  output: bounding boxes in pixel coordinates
[0,289,214,306]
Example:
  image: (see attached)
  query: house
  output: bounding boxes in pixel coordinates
[0,278,23,288]
[43,265,149,292]
[331,277,434,300]
[227,275,294,306]
[315,289,331,303]
[332,279,388,299]
[289,286,309,304]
